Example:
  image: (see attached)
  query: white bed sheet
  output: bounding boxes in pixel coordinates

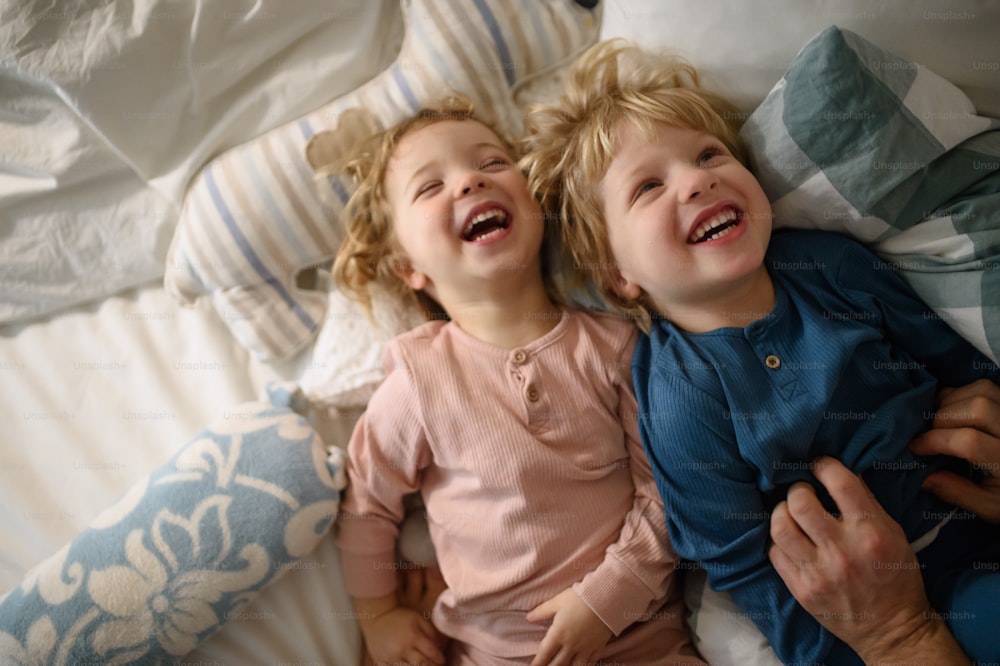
[0,282,363,664]
[0,0,405,325]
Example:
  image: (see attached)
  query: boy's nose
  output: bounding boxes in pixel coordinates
[678,167,718,201]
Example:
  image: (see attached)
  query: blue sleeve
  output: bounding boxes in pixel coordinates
[640,370,860,665]
[832,235,1000,386]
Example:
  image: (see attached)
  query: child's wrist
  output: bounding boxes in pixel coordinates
[353,592,400,628]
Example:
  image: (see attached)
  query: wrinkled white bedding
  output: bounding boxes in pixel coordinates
[1,2,405,661]
[0,0,403,323]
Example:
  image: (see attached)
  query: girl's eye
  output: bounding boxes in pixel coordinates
[481,157,511,170]
[415,182,441,198]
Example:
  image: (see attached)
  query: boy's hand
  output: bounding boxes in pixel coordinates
[526,588,612,665]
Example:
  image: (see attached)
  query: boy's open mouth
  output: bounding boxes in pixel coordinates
[688,207,742,244]
[462,207,510,241]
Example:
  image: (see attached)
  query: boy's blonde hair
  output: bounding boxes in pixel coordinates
[322,95,564,319]
[523,39,749,331]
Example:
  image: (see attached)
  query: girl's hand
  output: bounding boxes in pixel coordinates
[910,378,1000,523]
[360,606,447,666]
[526,588,612,666]
[399,564,448,619]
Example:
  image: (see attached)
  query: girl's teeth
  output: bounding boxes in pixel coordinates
[470,209,504,225]
[478,227,503,240]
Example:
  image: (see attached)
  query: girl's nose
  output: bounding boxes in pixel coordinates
[458,172,488,195]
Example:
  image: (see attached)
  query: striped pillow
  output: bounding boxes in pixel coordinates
[164,0,600,361]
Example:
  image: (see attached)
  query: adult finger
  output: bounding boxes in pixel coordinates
[784,475,856,552]
[936,377,1000,408]
[910,426,1000,474]
[923,469,1000,523]
[810,457,881,520]
[769,541,803,588]
[770,499,818,562]
[930,381,1000,437]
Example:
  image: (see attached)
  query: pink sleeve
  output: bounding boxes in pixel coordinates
[335,342,431,599]
[572,338,679,635]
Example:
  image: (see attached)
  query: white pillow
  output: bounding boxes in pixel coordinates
[599,0,1000,117]
[300,277,426,410]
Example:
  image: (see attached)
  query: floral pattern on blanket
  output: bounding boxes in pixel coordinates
[0,383,345,665]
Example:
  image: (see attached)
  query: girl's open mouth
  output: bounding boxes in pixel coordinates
[461,207,510,242]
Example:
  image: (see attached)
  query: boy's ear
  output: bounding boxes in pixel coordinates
[391,255,429,292]
[612,270,643,301]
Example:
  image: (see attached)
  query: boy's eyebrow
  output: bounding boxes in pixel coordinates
[606,161,645,189]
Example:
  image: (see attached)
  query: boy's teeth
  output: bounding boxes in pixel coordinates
[690,209,738,243]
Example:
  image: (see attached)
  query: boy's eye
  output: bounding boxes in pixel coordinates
[632,180,661,203]
[698,146,727,165]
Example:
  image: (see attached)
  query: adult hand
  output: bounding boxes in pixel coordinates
[768,457,968,665]
[910,378,1000,523]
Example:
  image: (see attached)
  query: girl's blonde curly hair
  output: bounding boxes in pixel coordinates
[522,39,749,332]
[319,95,564,320]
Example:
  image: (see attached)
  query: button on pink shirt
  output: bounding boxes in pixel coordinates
[336,310,690,659]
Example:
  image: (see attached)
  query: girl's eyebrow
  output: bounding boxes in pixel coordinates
[403,141,510,192]
[473,140,506,150]
[405,162,438,193]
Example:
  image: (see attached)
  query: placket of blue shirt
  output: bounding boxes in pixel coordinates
[745,320,807,402]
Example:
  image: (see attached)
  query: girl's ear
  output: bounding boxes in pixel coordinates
[612,270,643,301]
[390,255,429,291]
